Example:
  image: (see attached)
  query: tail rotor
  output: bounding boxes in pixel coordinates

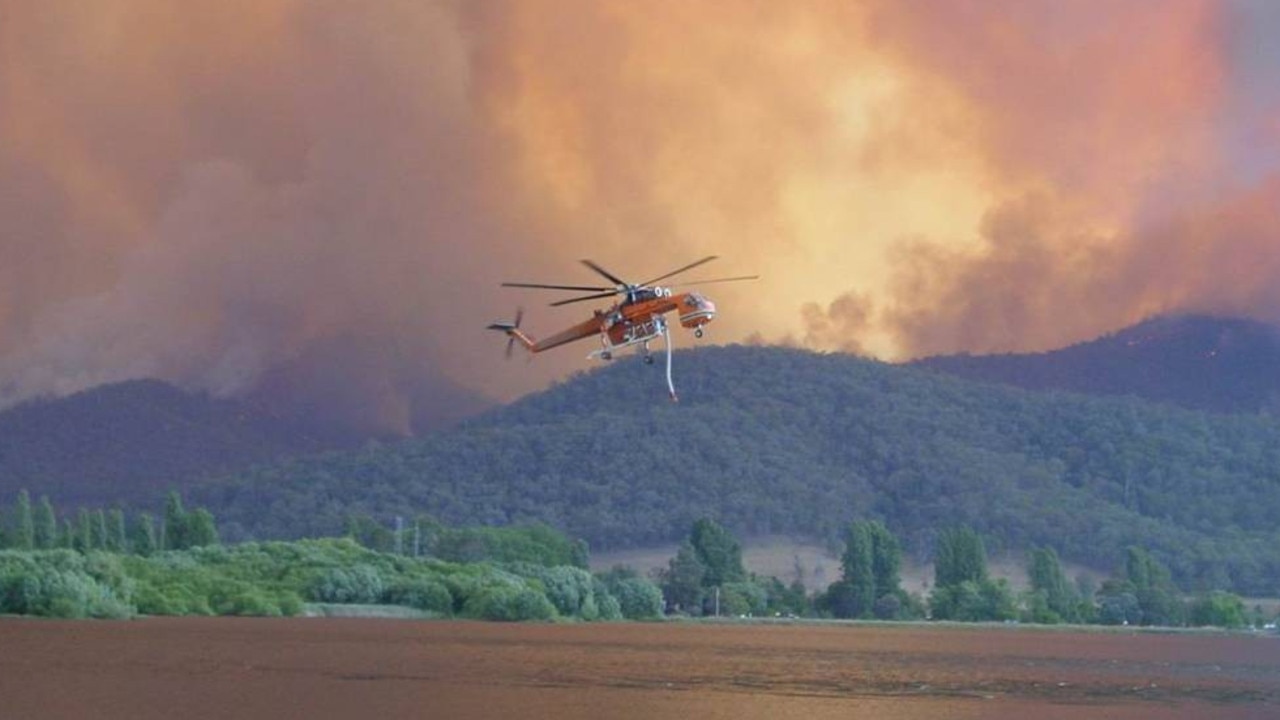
[505,307,525,359]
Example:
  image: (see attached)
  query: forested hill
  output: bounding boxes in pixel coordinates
[0,380,337,508]
[197,345,1280,595]
[911,315,1280,414]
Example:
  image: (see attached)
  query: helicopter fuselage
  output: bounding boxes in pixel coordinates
[488,255,753,400]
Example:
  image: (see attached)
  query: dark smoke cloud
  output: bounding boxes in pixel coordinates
[0,1,527,433]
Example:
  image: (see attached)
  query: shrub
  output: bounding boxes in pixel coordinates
[611,577,664,619]
[463,585,556,621]
[18,566,132,619]
[595,592,623,621]
[310,564,384,604]
[385,578,453,615]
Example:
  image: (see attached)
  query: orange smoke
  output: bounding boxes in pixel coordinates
[1,0,1277,430]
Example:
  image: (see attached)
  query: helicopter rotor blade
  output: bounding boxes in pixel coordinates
[501,282,612,292]
[666,274,760,288]
[580,259,627,287]
[550,290,622,307]
[641,255,719,286]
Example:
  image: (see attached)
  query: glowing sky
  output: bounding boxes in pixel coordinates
[2,0,1278,430]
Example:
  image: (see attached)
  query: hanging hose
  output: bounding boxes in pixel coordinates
[663,321,677,402]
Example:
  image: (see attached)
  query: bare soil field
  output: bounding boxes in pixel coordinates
[2,618,1277,719]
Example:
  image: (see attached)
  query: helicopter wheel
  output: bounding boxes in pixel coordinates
[601,351,612,361]
[695,328,704,339]
[644,355,654,365]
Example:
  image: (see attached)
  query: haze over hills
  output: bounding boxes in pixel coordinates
[194,342,1280,596]
[911,315,1280,414]
[0,365,495,509]
[0,380,359,509]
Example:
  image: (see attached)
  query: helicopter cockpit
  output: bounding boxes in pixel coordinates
[678,292,717,335]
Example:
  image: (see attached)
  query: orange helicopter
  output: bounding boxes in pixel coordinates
[488,256,757,401]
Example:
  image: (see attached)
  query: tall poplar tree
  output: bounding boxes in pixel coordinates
[1028,546,1076,622]
[163,491,188,550]
[76,509,94,552]
[934,526,988,588]
[840,522,875,617]
[34,496,57,550]
[13,490,34,551]
[107,509,127,552]
[132,513,157,557]
[92,509,109,551]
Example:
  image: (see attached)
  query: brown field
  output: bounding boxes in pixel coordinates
[2,618,1278,719]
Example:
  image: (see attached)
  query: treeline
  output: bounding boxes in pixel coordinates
[343,513,588,568]
[0,501,1265,628]
[0,489,216,554]
[649,518,1263,629]
[0,490,664,622]
[195,346,1280,596]
[912,315,1280,415]
[0,539,661,621]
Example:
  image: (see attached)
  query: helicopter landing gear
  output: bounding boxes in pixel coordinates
[694,327,704,339]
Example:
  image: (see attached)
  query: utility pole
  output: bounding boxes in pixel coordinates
[394,515,403,555]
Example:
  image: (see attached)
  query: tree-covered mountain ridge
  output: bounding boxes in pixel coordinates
[912,314,1280,414]
[0,380,339,508]
[196,343,1280,596]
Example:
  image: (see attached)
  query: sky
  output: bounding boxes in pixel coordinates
[1,0,1278,433]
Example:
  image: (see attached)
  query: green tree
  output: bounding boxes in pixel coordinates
[1123,547,1183,626]
[839,522,875,618]
[12,490,34,551]
[1189,592,1245,628]
[34,496,57,550]
[688,518,746,588]
[58,519,75,549]
[930,526,1013,621]
[186,508,219,548]
[662,541,706,613]
[1028,546,1076,623]
[132,513,157,557]
[163,491,188,551]
[92,509,109,551]
[934,526,988,588]
[931,579,1017,622]
[76,509,94,552]
[868,521,903,602]
[609,577,665,619]
[107,509,127,553]
[344,513,394,553]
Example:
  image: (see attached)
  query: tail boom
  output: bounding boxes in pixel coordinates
[487,321,537,353]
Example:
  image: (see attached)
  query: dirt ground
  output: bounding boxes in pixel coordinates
[2,618,1278,719]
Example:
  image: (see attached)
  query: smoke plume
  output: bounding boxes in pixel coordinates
[2,0,1279,432]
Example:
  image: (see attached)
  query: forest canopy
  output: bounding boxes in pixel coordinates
[190,346,1280,596]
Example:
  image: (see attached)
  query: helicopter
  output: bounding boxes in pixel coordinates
[487,256,757,401]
